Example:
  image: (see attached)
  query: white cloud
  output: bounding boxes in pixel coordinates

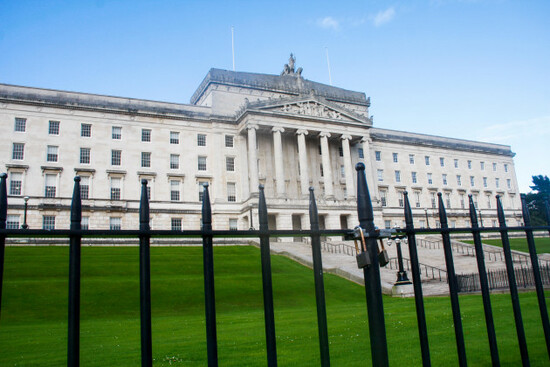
[317,16,340,30]
[373,7,396,27]
[476,116,550,143]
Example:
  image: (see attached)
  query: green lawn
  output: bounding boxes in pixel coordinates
[0,246,549,366]
[463,237,550,254]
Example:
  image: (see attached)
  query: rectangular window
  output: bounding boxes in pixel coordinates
[414,191,421,208]
[198,156,207,171]
[493,162,497,171]
[495,178,500,188]
[460,194,465,209]
[142,129,151,142]
[395,170,401,183]
[110,177,121,200]
[454,159,459,168]
[427,173,433,185]
[225,135,234,147]
[197,134,206,146]
[411,172,417,184]
[340,165,346,178]
[375,151,381,161]
[7,215,20,229]
[442,174,448,185]
[81,216,89,230]
[111,150,121,166]
[170,154,179,169]
[318,144,322,155]
[226,157,235,171]
[504,164,508,172]
[43,216,55,230]
[12,143,25,160]
[480,161,485,170]
[170,180,180,201]
[409,154,415,164]
[445,193,451,208]
[473,194,478,207]
[110,217,122,230]
[425,156,430,165]
[80,176,90,199]
[440,157,445,167]
[229,218,238,230]
[171,218,182,231]
[392,153,398,162]
[431,192,437,208]
[358,147,364,158]
[379,190,387,207]
[81,123,91,137]
[483,177,487,187]
[377,169,383,182]
[384,220,391,229]
[9,172,22,196]
[470,176,475,187]
[170,131,179,144]
[456,175,462,186]
[398,191,404,207]
[338,146,344,157]
[141,152,151,168]
[44,174,57,198]
[227,182,236,202]
[80,148,91,164]
[14,117,26,132]
[112,126,122,140]
[487,195,492,209]
[49,120,60,135]
[46,145,59,162]
[507,179,511,189]
[467,160,472,169]
[320,163,324,177]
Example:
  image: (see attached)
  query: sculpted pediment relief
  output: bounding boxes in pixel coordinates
[261,101,356,122]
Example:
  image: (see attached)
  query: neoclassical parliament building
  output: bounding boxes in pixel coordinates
[1,57,522,232]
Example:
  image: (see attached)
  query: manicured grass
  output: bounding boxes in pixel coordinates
[0,246,549,366]
[463,237,550,254]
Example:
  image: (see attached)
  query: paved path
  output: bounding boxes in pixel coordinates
[267,236,550,297]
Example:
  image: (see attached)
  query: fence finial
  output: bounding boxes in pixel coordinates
[355,163,374,225]
[468,194,479,229]
[437,192,448,227]
[140,179,150,231]
[309,187,319,229]
[201,182,212,228]
[0,173,7,230]
[403,191,414,229]
[496,195,506,228]
[258,185,268,230]
[70,176,82,231]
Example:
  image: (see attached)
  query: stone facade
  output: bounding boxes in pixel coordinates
[0,64,522,233]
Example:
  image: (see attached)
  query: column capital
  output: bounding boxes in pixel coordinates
[340,134,352,141]
[271,126,285,133]
[361,136,372,144]
[296,129,309,136]
[247,123,259,130]
[319,131,331,138]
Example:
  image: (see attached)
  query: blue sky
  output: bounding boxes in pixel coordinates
[1,0,548,193]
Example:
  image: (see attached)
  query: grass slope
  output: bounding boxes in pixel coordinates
[463,237,550,254]
[0,246,548,366]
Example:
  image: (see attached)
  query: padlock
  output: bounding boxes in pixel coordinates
[378,239,390,267]
[354,227,371,269]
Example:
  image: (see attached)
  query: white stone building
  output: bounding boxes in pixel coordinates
[0,60,522,232]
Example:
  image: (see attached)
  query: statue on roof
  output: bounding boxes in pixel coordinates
[281,53,303,76]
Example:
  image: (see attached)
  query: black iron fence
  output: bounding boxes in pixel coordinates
[1,164,550,367]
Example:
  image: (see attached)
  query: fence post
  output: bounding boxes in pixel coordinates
[521,194,550,358]
[258,185,277,366]
[403,192,431,367]
[139,179,152,367]
[468,195,500,366]
[309,187,330,366]
[0,173,7,321]
[68,176,82,367]
[437,193,467,367]
[201,183,218,367]
[355,163,388,367]
[496,195,529,366]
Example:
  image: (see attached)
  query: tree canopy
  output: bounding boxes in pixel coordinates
[525,175,550,226]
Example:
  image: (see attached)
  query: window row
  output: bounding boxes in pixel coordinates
[376,170,512,189]
[374,151,509,172]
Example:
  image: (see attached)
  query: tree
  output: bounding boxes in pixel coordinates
[524,175,550,226]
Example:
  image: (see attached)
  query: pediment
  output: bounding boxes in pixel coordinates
[256,99,365,123]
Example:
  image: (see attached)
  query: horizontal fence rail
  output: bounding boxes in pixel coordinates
[1,169,549,367]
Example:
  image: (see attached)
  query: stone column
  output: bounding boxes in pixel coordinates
[296,129,309,196]
[247,124,259,194]
[319,132,334,198]
[272,127,286,197]
[341,135,355,198]
[361,137,377,199]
